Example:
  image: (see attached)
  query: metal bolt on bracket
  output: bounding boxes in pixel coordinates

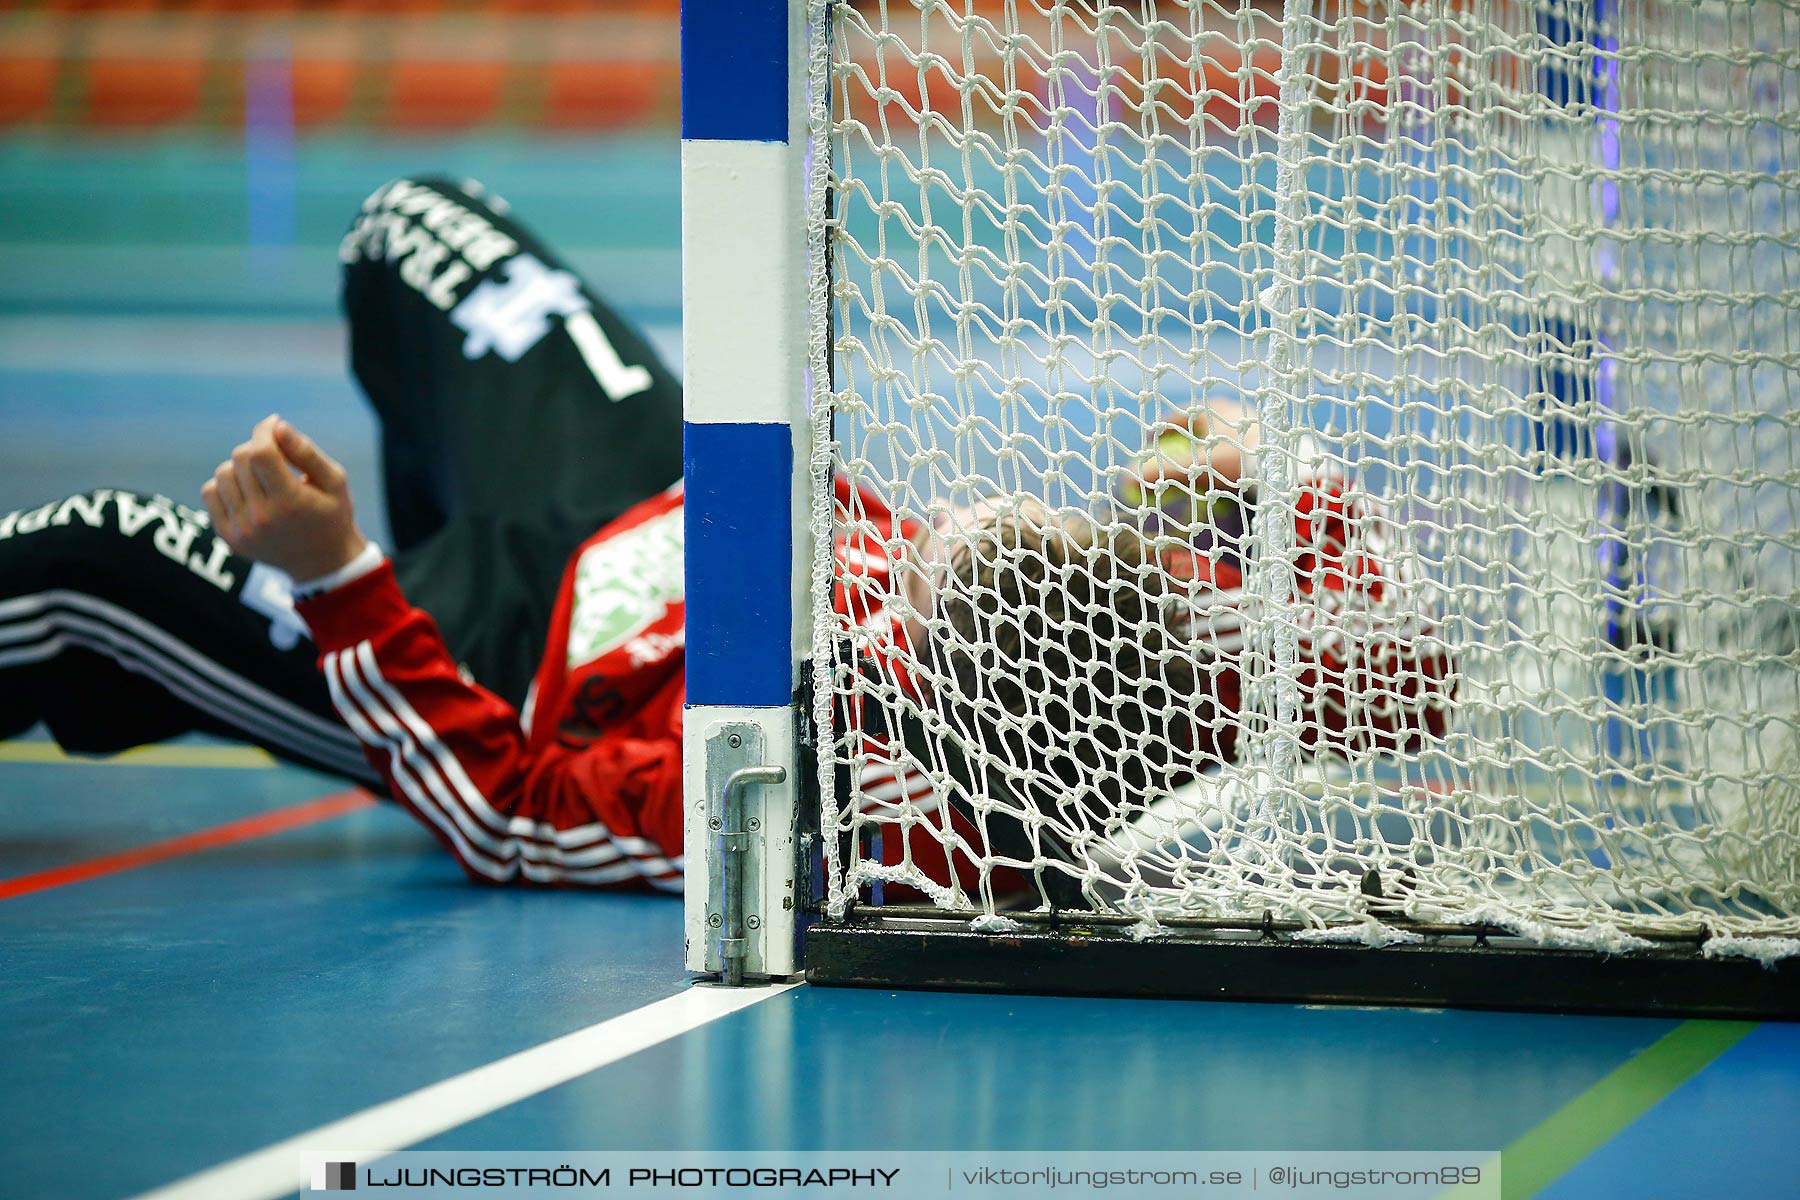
[718,763,786,986]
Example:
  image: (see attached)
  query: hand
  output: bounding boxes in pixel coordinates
[202,415,369,582]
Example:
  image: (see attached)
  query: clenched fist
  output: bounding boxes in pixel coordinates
[201,415,369,582]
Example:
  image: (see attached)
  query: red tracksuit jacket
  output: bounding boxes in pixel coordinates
[297,477,1449,891]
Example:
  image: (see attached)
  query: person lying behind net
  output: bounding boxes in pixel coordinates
[833,400,1456,909]
[0,176,1450,896]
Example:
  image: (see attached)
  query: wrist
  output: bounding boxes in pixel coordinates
[292,536,383,597]
[303,529,368,580]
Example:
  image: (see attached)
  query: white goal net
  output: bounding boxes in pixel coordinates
[808,0,1800,959]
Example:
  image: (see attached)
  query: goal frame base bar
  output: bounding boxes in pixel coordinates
[805,920,1800,1020]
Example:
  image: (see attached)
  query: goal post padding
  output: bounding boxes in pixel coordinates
[680,0,817,980]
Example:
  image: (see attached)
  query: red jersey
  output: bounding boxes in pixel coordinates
[299,483,691,890]
[297,476,1449,891]
[298,479,900,892]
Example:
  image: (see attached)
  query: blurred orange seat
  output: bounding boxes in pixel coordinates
[490,0,581,12]
[322,0,445,13]
[494,0,683,12]
[542,59,671,131]
[0,56,57,126]
[382,59,507,130]
[46,0,161,12]
[82,55,208,127]
[181,0,306,13]
[289,57,358,127]
[227,41,358,130]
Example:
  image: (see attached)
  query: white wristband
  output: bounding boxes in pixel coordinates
[292,541,386,599]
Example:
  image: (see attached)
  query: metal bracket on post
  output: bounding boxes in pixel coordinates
[704,722,786,985]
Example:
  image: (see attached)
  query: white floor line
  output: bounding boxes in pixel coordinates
[131,980,801,1200]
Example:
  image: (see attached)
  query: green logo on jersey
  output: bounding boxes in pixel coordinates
[567,508,685,668]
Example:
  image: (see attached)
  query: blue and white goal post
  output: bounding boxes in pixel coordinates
[680,0,819,983]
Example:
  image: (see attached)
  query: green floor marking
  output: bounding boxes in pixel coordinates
[1490,1019,1758,1199]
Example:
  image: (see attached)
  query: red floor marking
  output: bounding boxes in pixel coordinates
[0,789,376,901]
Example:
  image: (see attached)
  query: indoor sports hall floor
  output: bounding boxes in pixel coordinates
[2,138,1796,1200]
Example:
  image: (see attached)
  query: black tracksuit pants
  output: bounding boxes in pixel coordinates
[0,176,684,784]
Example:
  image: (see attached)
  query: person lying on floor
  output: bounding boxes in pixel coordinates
[0,176,1452,895]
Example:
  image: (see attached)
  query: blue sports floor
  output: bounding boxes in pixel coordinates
[1,136,1795,1200]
